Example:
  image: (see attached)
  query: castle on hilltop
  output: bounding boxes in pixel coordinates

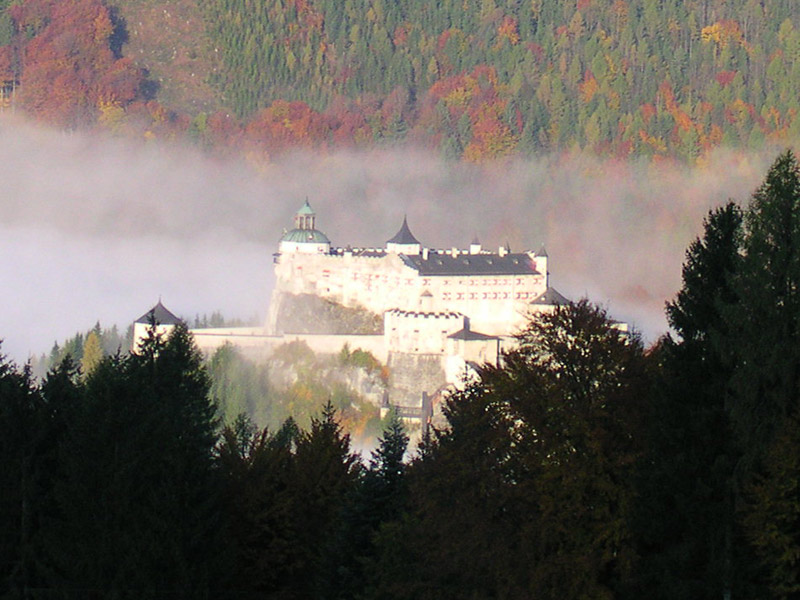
[267,199,565,340]
[136,200,571,423]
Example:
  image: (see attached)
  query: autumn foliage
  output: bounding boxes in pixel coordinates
[5,0,142,126]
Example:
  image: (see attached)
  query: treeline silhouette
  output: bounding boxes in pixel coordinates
[5,150,800,597]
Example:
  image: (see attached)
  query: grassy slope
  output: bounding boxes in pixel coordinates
[109,0,226,115]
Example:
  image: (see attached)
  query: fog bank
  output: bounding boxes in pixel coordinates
[0,116,778,362]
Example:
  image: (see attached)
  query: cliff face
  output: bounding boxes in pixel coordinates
[269,292,383,335]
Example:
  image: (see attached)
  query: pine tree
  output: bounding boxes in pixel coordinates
[728,150,800,597]
[0,350,42,597]
[632,202,743,599]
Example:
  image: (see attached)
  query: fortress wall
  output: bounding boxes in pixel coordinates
[420,272,548,335]
[191,327,387,363]
[273,251,549,338]
[385,310,466,354]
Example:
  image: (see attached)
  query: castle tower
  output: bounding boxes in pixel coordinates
[386,216,421,255]
[278,199,331,255]
[294,198,316,230]
[132,300,182,352]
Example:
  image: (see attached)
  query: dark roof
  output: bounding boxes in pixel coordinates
[530,287,570,306]
[400,252,540,276]
[387,216,420,245]
[448,328,498,341]
[135,301,182,325]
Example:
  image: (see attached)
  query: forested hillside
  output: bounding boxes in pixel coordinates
[1,0,800,161]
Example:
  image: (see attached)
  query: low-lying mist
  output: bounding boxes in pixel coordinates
[0,115,778,362]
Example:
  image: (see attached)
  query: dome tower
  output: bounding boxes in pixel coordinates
[278,199,331,254]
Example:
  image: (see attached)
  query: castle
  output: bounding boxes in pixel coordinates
[136,200,570,421]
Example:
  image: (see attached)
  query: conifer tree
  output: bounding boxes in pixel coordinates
[728,149,800,597]
[0,350,42,597]
[631,202,743,599]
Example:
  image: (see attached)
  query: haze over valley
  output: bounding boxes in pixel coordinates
[0,116,778,361]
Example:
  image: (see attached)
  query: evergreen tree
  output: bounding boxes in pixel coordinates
[631,203,743,599]
[0,350,42,597]
[728,150,800,462]
[292,400,361,598]
[728,149,800,597]
[372,301,648,599]
[44,324,224,598]
[331,410,409,599]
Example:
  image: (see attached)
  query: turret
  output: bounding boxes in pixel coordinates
[132,300,182,352]
[278,199,331,254]
[533,244,548,285]
[469,235,481,255]
[386,216,421,255]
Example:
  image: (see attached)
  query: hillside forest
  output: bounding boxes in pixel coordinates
[4,151,800,597]
[1,0,800,161]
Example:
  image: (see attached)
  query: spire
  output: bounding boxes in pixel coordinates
[536,244,548,257]
[386,215,420,245]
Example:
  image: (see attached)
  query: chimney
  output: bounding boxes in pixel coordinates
[498,245,507,257]
[422,247,429,260]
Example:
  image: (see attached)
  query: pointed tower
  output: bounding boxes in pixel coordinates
[279,199,331,254]
[132,300,182,352]
[386,216,421,255]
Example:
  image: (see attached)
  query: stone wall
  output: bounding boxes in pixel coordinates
[270,292,383,335]
[387,351,447,409]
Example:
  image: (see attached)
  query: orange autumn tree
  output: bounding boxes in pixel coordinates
[8,0,142,127]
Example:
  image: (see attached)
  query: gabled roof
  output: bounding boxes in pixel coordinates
[530,287,570,306]
[387,216,420,245]
[135,301,182,325]
[400,252,540,276]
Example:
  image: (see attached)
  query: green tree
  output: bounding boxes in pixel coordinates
[44,324,224,598]
[80,330,103,376]
[632,202,744,599]
[0,350,43,597]
[728,150,800,597]
[728,150,800,464]
[372,301,649,599]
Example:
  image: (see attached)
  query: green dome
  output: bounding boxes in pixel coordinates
[281,228,331,244]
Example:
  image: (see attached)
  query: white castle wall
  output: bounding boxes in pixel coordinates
[132,322,176,353]
[384,309,466,354]
[270,248,548,338]
[190,327,387,363]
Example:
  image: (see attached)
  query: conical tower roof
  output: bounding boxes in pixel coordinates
[135,300,182,325]
[296,198,315,215]
[387,216,420,245]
